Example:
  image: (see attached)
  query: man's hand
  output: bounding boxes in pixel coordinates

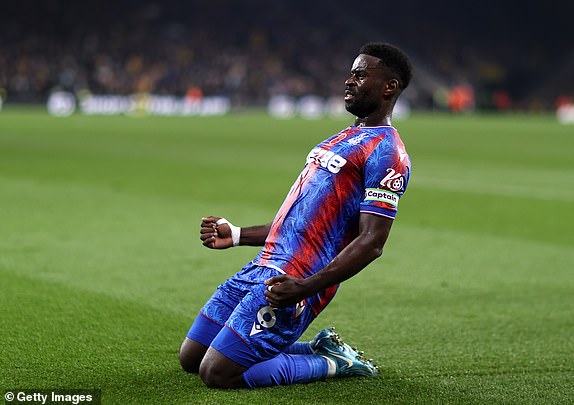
[200,216,233,249]
[263,213,393,307]
[264,274,312,307]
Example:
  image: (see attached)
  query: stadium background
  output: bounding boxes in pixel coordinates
[1,0,574,112]
[1,1,573,404]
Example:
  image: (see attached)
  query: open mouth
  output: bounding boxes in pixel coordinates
[344,90,355,101]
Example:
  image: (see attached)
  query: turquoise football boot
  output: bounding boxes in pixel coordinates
[310,327,378,377]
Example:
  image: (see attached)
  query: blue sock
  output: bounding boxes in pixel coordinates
[284,342,313,355]
[243,353,328,387]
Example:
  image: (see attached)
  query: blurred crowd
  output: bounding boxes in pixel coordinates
[1,0,572,111]
[1,1,357,107]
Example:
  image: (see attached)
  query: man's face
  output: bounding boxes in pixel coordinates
[344,54,387,118]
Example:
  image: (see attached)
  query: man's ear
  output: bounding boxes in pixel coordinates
[384,78,399,96]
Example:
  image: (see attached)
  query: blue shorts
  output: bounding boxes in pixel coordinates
[186,262,316,367]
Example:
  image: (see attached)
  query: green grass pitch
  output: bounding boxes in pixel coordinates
[1,107,573,404]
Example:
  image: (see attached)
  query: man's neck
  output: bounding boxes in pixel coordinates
[354,114,392,127]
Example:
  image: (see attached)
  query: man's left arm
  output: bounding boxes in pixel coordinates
[264,213,393,307]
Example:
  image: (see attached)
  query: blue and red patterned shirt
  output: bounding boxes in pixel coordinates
[254,125,411,315]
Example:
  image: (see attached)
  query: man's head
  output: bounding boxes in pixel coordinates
[359,42,412,91]
[345,42,412,119]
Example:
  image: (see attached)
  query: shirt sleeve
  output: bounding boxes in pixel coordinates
[359,136,411,220]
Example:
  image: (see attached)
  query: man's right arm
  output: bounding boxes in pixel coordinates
[238,224,272,246]
[200,216,270,249]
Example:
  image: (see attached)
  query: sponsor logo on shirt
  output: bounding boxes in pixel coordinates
[348,134,367,145]
[306,148,347,174]
[380,168,405,192]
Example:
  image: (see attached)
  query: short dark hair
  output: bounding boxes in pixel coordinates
[359,42,412,90]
